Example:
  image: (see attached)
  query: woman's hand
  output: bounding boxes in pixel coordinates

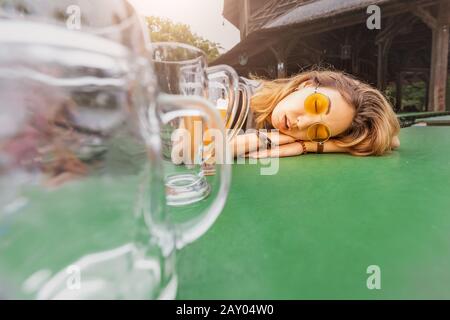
[247,141,305,159]
[265,131,297,145]
[245,134,400,159]
[231,131,297,158]
[247,138,348,158]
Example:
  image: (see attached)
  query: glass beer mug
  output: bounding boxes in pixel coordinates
[152,42,250,139]
[207,67,251,140]
[0,4,229,300]
[151,42,244,204]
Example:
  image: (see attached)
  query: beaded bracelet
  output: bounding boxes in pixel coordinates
[297,140,307,155]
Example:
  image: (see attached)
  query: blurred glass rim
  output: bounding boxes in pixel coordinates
[0,6,144,38]
[150,42,207,65]
[0,19,135,60]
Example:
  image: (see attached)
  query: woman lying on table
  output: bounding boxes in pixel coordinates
[232,70,401,158]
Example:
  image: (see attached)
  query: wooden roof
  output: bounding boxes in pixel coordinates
[247,0,308,33]
[214,0,438,66]
[264,0,391,29]
[222,0,240,28]
[223,0,274,29]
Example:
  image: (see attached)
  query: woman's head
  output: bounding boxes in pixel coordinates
[250,70,400,156]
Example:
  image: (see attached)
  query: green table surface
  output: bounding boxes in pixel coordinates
[176,126,450,299]
[1,127,450,299]
[397,111,450,128]
[397,111,450,118]
[415,115,450,126]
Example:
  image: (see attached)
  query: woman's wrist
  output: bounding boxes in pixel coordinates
[301,139,348,153]
[266,131,296,145]
[304,141,316,153]
[231,132,263,157]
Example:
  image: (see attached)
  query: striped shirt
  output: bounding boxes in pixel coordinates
[239,77,262,130]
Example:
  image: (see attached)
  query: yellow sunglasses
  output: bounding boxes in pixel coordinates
[303,87,332,145]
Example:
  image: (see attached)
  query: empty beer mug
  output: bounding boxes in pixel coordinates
[207,67,251,140]
[0,3,229,299]
[151,42,237,204]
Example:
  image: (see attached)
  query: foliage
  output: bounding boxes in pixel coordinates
[386,81,427,112]
[146,16,221,63]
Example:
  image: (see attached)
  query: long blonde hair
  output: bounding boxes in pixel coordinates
[250,70,400,156]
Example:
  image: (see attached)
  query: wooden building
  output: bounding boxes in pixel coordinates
[215,0,450,112]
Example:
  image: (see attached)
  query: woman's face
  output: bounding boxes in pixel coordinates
[271,83,355,140]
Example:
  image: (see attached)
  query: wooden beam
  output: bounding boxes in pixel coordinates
[412,6,437,30]
[375,18,395,44]
[375,15,417,44]
[239,0,250,40]
[377,42,386,90]
[428,0,449,111]
[269,37,301,78]
[377,36,394,91]
[270,46,287,78]
[375,14,418,91]
[396,72,403,112]
[351,30,364,75]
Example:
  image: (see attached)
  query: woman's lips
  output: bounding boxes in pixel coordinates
[279,115,288,131]
[286,116,292,130]
[282,114,292,131]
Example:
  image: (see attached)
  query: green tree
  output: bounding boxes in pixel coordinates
[146,16,222,62]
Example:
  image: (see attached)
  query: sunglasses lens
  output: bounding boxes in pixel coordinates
[304,92,330,115]
[307,123,331,142]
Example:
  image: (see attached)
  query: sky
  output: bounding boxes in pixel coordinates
[129,0,240,52]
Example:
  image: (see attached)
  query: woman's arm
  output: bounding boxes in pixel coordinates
[247,135,400,158]
[246,139,347,158]
[231,131,296,158]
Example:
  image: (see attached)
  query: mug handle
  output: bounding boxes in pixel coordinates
[206,65,240,132]
[157,93,231,250]
[229,82,251,140]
